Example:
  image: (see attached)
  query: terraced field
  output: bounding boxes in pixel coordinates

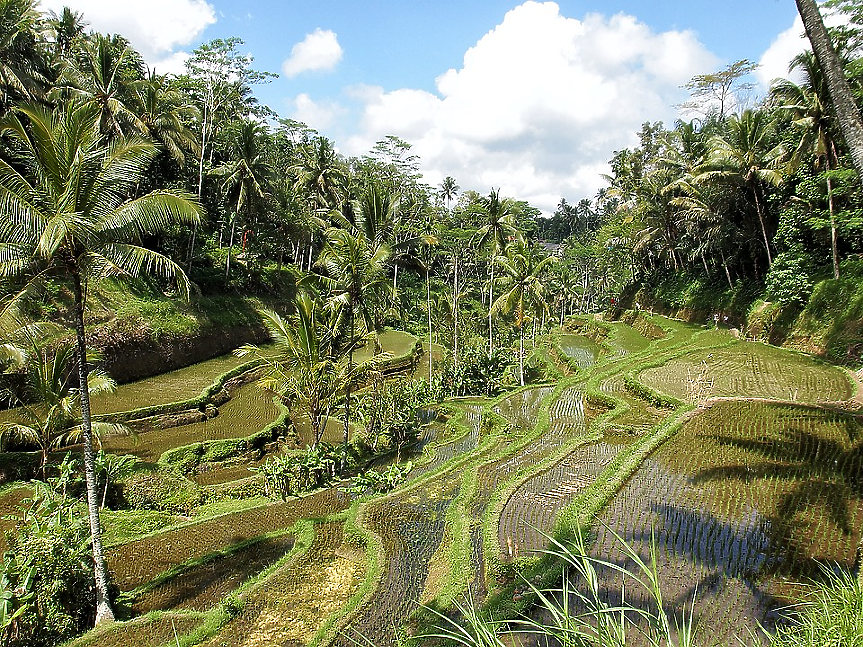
[21,312,859,647]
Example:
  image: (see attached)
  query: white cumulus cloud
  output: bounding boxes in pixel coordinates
[37,0,215,72]
[282,29,343,78]
[341,1,717,215]
[757,10,850,91]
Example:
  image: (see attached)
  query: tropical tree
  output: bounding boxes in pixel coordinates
[317,227,392,471]
[797,0,863,180]
[0,102,201,624]
[474,188,521,352]
[773,51,845,278]
[0,341,124,480]
[129,70,200,167]
[293,135,347,211]
[491,243,555,386]
[697,109,786,266]
[55,33,146,139]
[439,175,459,210]
[211,119,272,279]
[0,0,48,114]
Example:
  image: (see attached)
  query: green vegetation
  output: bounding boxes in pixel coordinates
[0,1,860,646]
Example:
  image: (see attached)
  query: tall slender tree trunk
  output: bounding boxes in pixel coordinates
[827,174,840,279]
[518,310,525,387]
[426,266,433,381]
[797,0,863,180]
[488,261,495,353]
[225,217,236,281]
[452,256,460,375]
[752,188,773,265]
[72,273,114,625]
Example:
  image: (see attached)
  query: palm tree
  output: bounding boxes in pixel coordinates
[0,341,124,480]
[796,0,863,180]
[55,33,146,139]
[697,109,785,265]
[211,119,272,279]
[0,0,49,113]
[316,227,392,472]
[491,243,555,386]
[439,176,459,210]
[45,6,87,62]
[129,70,200,167]
[474,189,521,352]
[237,295,339,446]
[773,51,844,278]
[0,102,201,624]
[293,135,347,211]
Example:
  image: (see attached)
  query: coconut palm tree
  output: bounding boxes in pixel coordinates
[316,227,392,472]
[54,33,146,139]
[0,0,49,113]
[796,0,863,180]
[696,109,785,265]
[129,70,200,167]
[474,188,521,352]
[439,175,459,210]
[293,135,347,211]
[773,51,845,278]
[492,243,556,386]
[211,119,272,279]
[0,102,201,624]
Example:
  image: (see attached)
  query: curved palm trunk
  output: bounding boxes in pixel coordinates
[797,0,863,180]
[72,273,114,625]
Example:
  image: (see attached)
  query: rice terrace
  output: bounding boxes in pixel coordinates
[2,1,863,646]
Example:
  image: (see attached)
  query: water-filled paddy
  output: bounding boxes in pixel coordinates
[90,350,256,415]
[102,382,281,463]
[588,399,863,643]
[639,341,852,403]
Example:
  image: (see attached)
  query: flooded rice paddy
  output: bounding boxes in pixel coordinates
[8,314,860,647]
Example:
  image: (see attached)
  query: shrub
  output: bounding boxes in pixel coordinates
[1,482,114,647]
[119,468,203,515]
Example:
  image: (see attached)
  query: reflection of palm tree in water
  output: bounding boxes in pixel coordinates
[693,411,863,580]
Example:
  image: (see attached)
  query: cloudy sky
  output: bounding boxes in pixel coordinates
[38,0,817,213]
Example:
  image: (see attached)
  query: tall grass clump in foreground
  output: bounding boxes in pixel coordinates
[424,527,697,647]
[769,568,863,647]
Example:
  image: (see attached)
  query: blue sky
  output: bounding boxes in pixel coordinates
[39,1,812,213]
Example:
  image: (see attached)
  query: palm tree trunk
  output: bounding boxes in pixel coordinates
[426,266,433,381]
[225,218,236,281]
[452,256,460,375]
[518,319,525,387]
[720,247,733,289]
[752,188,773,265]
[827,174,840,279]
[797,0,863,180]
[72,273,114,625]
[488,261,495,353]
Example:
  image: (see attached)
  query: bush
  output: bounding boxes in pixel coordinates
[1,482,115,647]
[119,468,203,515]
[766,252,814,306]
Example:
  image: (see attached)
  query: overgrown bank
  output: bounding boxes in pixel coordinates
[620,258,863,366]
